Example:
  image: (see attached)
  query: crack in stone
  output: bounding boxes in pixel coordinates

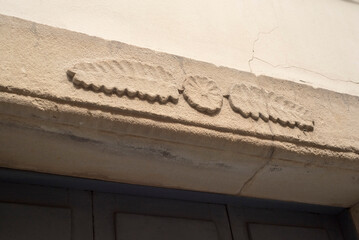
[237,100,277,196]
[238,147,275,195]
[236,80,279,195]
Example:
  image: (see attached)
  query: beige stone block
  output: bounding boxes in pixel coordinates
[0,122,268,195]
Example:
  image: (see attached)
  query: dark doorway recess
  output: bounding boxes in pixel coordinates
[0,168,357,240]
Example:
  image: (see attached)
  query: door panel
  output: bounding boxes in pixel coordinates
[115,213,219,240]
[228,206,343,240]
[247,223,328,240]
[0,180,348,240]
[0,182,93,240]
[0,202,71,240]
[93,192,232,240]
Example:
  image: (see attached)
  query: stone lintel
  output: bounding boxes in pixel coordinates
[0,14,358,207]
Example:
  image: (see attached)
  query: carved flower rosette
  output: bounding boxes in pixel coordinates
[182,76,223,114]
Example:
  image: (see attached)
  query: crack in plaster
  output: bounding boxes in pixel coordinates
[248,29,358,86]
[248,27,278,73]
[253,57,359,85]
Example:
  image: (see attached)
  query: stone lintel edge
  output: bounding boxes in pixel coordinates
[0,89,358,167]
[0,14,358,166]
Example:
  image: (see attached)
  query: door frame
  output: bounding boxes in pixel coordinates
[0,167,357,240]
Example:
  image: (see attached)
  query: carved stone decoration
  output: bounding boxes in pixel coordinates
[182,76,223,114]
[229,84,314,131]
[67,60,179,104]
[228,84,269,121]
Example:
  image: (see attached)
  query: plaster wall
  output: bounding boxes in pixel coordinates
[1,0,358,95]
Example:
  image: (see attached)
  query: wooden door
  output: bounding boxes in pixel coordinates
[228,206,344,240]
[93,192,233,240]
[0,180,349,240]
[0,182,93,240]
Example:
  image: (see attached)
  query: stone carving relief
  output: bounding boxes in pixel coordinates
[66,60,313,131]
[228,83,313,131]
[67,60,179,104]
[182,76,223,114]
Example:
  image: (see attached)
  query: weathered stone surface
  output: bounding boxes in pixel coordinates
[0,15,358,207]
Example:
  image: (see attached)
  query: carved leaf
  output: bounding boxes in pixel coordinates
[229,83,313,131]
[228,84,269,121]
[67,60,179,104]
[183,76,223,114]
[267,93,313,131]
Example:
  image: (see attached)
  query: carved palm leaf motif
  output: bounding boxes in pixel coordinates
[67,60,179,104]
[229,83,313,131]
[228,84,269,121]
[266,92,313,131]
[182,76,223,114]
